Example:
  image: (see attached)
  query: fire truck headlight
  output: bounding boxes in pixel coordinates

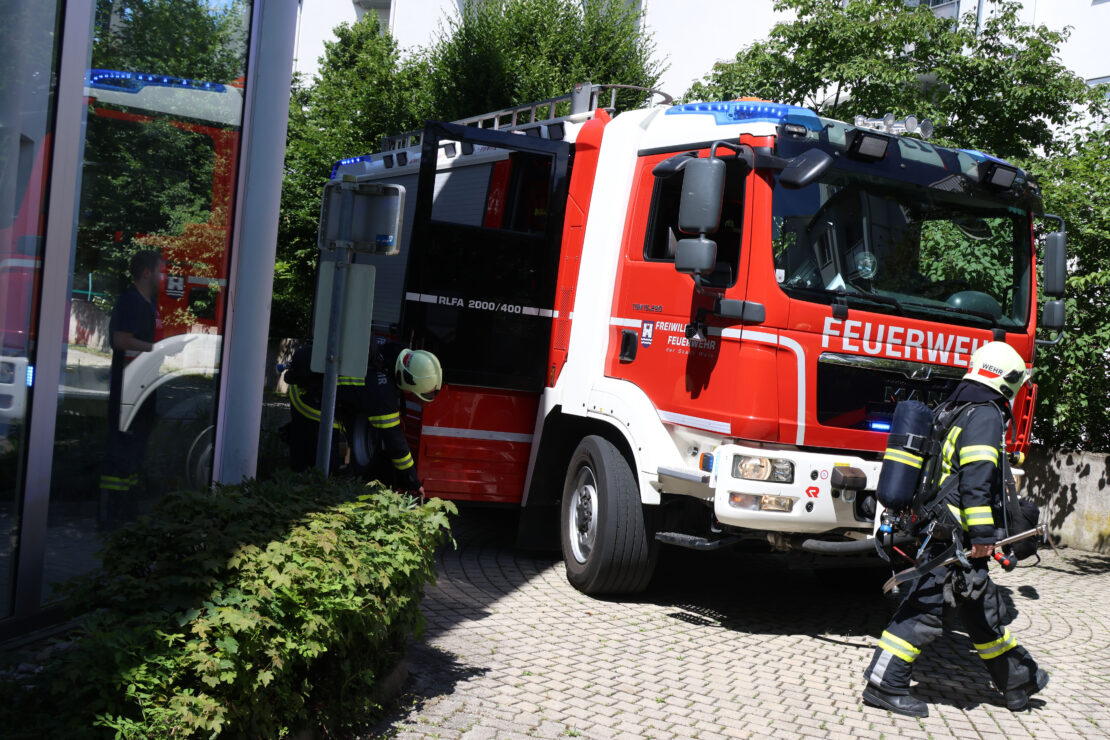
[729,492,761,510]
[728,492,796,512]
[0,362,15,385]
[771,459,795,484]
[733,455,794,484]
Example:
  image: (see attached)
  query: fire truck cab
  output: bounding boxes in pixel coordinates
[329,84,1066,594]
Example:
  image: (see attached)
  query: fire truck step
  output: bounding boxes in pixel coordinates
[655,532,741,551]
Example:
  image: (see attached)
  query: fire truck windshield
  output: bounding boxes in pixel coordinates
[772,165,1033,331]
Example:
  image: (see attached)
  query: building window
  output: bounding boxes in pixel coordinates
[40,1,252,602]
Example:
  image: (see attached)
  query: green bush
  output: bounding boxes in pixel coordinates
[4,471,454,738]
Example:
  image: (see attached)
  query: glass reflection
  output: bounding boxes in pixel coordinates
[0,0,63,617]
[42,1,251,599]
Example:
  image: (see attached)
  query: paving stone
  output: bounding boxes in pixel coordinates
[357,511,1110,740]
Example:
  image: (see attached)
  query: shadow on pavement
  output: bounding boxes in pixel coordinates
[358,644,490,739]
[1036,550,1110,576]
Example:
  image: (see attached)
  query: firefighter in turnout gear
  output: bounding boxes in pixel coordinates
[862,342,1049,718]
[284,342,442,495]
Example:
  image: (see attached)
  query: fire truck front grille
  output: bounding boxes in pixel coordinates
[816,353,963,430]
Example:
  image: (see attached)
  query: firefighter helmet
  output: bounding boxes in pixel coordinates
[395,349,442,402]
[963,341,1030,401]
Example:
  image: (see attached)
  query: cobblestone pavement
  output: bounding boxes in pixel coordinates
[365,508,1110,740]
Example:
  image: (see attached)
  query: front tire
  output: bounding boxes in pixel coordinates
[560,435,656,594]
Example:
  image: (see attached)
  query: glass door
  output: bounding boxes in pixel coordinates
[0,0,65,618]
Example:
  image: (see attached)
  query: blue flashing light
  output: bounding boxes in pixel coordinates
[868,420,892,432]
[666,100,823,130]
[86,69,227,94]
[330,153,375,179]
[957,148,1013,167]
[26,364,34,388]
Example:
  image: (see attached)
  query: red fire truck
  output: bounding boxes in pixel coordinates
[329,84,1066,594]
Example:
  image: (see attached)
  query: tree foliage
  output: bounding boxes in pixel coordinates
[685,0,1103,160]
[274,0,660,338]
[429,0,661,120]
[1021,130,1110,451]
[274,15,429,338]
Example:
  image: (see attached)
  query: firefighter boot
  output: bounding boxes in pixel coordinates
[861,684,929,718]
[862,646,928,717]
[984,648,1049,711]
[1004,669,1049,711]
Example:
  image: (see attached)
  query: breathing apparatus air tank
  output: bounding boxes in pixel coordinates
[875,400,935,511]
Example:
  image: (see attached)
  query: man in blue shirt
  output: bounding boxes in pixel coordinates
[99,250,163,517]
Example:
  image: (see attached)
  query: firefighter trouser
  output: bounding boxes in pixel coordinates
[288,409,343,473]
[100,395,155,493]
[865,556,1040,695]
[98,395,156,528]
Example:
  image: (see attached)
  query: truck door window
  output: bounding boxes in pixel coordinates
[643,160,745,288]
[406,146,566,392]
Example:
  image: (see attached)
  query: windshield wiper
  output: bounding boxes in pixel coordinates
[833,289,905,315]
[782,284,905,315]
[901,300,1000,327]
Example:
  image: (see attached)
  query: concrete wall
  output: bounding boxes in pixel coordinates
[1022,446,1110,554]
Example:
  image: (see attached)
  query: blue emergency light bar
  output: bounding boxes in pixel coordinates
[666,100,823,131]
[331,154,376,179]
[868,420,892,432]
[86,69,227,94]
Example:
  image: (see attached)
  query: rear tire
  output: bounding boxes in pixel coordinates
[560,435,656,594]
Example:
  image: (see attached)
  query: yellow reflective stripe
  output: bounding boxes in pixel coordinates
[289,385,318,421]
[947,504,994,529]
[974,629,1017,659]
[288,385,343,430]
[99,475,133,491]
[392,453,414,470]
[948,503,968,530]
[960,444,999,466]
[942,425,962,466]
[884,449,923,468]
[964,506,994,527]
[337,376,364,386]
[879,631,921,663]
[369,412,401,429]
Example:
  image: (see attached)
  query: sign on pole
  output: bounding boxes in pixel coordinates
[312,178,405,472]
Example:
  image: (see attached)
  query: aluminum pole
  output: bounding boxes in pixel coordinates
[315,187,355,472]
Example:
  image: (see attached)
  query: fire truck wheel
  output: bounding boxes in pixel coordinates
[560,435,657,594]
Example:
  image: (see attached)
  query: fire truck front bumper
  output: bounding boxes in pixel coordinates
[708,444,883,534]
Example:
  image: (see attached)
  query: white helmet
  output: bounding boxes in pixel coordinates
[395,348,443,402]
[963,341,1030,402]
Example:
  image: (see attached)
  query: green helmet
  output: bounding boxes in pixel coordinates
[395,348,443,402]
[963,341,1030,402]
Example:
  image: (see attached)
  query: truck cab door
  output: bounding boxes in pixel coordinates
[608,150,771,440]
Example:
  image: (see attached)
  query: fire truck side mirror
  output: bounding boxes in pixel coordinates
[1041,299,1065,333]
[778,149,833,190]
[1043,230,1066,297]
[678,157,725,235]
[675,237,718,276]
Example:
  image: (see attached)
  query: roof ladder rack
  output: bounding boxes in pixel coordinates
[380,82,672,152]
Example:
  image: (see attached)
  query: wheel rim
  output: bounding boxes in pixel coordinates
[567,464,599,564]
